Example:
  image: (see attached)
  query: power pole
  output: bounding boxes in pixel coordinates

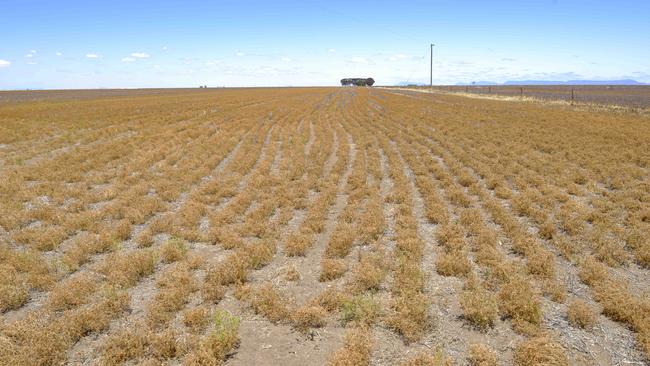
[430,43,435,91]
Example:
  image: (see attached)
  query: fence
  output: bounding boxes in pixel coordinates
[424,85,650,109]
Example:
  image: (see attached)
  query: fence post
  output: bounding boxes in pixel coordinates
[571,88,575,105]
[520,87,523,98]
[488,86,491,94]
[465,85,468,93]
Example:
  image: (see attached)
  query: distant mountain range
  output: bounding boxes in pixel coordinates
[396,79,647,86]
[455,79,647,86]
[395,82,428,86]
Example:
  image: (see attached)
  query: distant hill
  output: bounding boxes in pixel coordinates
[451,79,647,86]
[396,81,427,87]
[454,81,499,86]
[504,79,646,85]
[397,79,648,87]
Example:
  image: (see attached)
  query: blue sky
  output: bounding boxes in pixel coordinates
[1,0,649,89]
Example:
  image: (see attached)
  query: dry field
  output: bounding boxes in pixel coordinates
[0,87,649,366]
[395,85,650,109]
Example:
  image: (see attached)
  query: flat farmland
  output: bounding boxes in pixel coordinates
[1,87,649,366]
[394,85,650,109]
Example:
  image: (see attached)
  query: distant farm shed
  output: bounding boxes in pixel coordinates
[341,78,375,87]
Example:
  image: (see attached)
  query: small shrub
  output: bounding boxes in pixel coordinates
[317,287,345,312]
[292,305,327,331]
[526,249,555,279]
[114,219,133,241]
[552,235,580,259]
[147,264,195,325]
[513,336,568,366]
[626,228,650,268]
[538,220,556,240]
[542,279,566,303]
[386,292,430,343]
[285,265,300,281]
[183,307,210,332]
[210,227,244,249]
[436,250,472,277]
[400,350,452,366]
[578,256,608,286]
[468,343,497,366]
[426,202,449,225]
[191,309,241,363]
[0,273,29,312]
[341,294,381,326]
[559,214,583,237]
[247,240,276,270]
[436,223,463,247]
[285,232,312,256]
[149,329,179,360]
[498,277,541,331]
[494,186,512,199]
[593,236,628,267]
[460,286,498,330]
[60,236,97,271]
[320,258,347,281]
[204,252,248,286]
[47,274,98,311]
[350,251,386,292]
[458,169,475,187]
[186,252,205,269]
[511,233,536,257]
[328,327,372,366]
[567,299,596,329]
[99,249,156,288]
[459,208,483,234]
[448,187,471,207]
[212,309,240,349]
[326,225,356,258]
[135,229,154,247]
[160,237,187,263]
[247,283,289,323]
[202,281,226,303]
[100,327,147,365]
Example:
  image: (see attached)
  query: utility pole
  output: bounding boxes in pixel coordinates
[430,43,435,91]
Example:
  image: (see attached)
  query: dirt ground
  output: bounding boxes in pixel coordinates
[1,87,649,365]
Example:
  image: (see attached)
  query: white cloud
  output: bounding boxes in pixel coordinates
[389,54,410,61]
[328,48,336,53]
[351,56,368,64]
[56,52,62,56]
[162,46,168,51]
[25,54,33,58]
[281,57,291,62]
[236,52,245,57]
[131,52,150,59]
[86,53,100,59]
[205,60,221,66]
[121,57,136,62]
[27,61,37,65]
[29,50,37,54]
[0,59,11,68]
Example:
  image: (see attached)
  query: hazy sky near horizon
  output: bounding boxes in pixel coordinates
[1,0,649,89]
